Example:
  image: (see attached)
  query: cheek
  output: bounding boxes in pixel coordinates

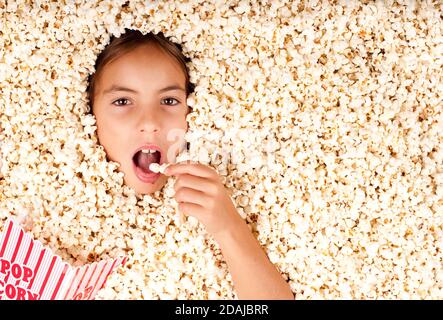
[164,109,188,128]
[94,108,128,155]
[162,115,188,157]
[180,109,190,130]
[171,115,188,134]
[183,116,189,131]
[95,107,121,134]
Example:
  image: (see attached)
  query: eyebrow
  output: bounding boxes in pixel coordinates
[103,84,185,95]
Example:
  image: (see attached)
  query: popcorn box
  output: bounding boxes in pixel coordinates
[0,218,126,300]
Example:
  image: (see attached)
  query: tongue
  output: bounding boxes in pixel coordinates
[135,152,160,174]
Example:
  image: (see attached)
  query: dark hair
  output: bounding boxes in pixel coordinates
[87,29,195,109]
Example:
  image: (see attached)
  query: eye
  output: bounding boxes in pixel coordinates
[112,98,130,107]
[162,97,180,106]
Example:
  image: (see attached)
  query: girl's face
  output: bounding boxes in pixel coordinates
[92,43,190,195]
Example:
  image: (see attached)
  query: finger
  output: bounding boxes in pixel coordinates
[174,173,218,195]
[165,161,218,179]
[177,202,206,220]
[175,187,211,208]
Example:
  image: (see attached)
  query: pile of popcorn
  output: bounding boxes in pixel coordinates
[1,0,442,299]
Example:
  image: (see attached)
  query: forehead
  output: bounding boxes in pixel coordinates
[97,43,186,93]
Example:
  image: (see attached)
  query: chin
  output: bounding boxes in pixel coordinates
[125,175,167,196]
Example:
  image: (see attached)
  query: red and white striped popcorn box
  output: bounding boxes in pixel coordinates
[0,218,127,300]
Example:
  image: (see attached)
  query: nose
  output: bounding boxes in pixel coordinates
[137,109,160,133]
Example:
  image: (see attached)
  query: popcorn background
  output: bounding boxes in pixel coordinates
[0,0,442,299]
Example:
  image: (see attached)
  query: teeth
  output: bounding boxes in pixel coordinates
[141,149,158,154]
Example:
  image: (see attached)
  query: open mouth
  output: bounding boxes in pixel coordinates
[132,149,161,175]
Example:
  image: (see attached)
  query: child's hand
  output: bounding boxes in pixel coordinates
[164,161,244,238]
[165,161,295,299]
